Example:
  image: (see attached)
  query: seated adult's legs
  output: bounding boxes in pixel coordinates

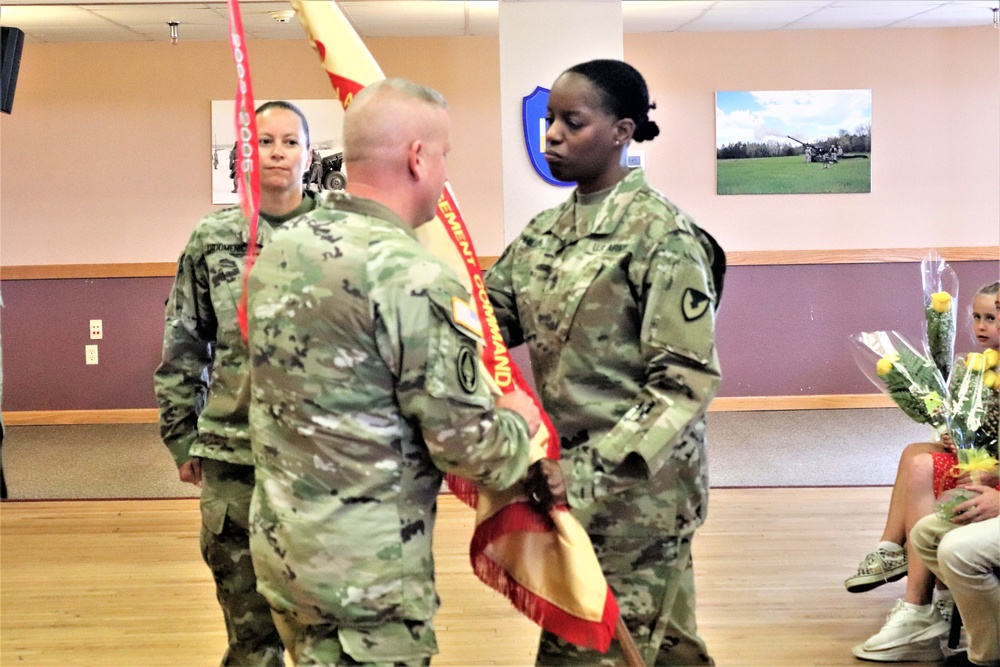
[913,517,1000,667]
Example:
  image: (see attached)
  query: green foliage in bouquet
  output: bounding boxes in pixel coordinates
[875,342,949,430]
[924,291,956,380]
[937,351,1000,522]
[948,351,1000,455]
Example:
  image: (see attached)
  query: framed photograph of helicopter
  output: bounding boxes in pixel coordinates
[210,98,346,205]
[715,89,872,195]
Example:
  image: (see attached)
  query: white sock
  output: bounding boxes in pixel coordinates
[878,540,903,552]
[902,601,933,614]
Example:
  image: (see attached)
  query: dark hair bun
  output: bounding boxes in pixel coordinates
[633,120,660,143]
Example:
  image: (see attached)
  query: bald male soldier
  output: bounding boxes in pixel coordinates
[246,79,542,666]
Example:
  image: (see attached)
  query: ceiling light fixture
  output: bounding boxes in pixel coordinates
[168,21,179,45]
[270,10,295,23]
[993,5,998,30]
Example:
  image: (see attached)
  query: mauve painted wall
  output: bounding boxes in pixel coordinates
[2,260,996,411]
[3,277,172,411]
[715,261,998,397]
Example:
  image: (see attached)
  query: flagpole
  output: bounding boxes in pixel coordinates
[616,617,647,667]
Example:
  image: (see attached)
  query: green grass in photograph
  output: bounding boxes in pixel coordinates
[717,154,871,195]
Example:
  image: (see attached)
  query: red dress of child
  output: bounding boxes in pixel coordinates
[930,452,958,498]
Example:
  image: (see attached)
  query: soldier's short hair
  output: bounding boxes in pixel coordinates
[343,79,449,164]
[353,78,448,111]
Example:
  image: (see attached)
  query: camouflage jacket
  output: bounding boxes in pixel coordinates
[154,194,317,467]
[486,168,722,539]
[246,191,532,627]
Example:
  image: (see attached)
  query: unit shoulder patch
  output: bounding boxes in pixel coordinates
[456,345,478,394]
[681,288,711,322]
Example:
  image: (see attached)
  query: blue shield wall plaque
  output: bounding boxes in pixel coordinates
[521,86,573,187]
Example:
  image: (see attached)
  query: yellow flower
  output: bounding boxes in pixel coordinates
[930,292,952,313]
[984,348,999,369]
[984,370,1000,390]
[967,352,987,373]
[876,355,897,376]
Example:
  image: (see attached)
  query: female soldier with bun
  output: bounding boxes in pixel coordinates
[487,59,724,665]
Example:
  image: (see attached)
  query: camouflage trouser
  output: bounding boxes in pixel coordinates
[270,607,436,667]
[200,458,285,667]
[536,535,714,666]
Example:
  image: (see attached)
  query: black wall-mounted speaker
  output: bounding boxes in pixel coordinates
[1,26,25,114]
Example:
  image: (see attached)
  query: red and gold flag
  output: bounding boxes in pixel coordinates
[287,0,621,654]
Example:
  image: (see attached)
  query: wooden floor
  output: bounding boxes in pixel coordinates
[0,487,936,666]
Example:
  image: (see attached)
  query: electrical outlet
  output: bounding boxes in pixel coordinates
[85,344,99,365]
[90,319,103,339]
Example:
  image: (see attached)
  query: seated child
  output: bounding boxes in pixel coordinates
[849,281,999,663]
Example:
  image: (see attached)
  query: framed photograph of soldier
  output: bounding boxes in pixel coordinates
[715,89,872,195]
[210,98,345,205]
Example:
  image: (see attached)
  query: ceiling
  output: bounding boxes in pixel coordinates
[0,0,998,43]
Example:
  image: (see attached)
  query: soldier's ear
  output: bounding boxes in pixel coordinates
[407,139,423,179]
[614,118,635,146]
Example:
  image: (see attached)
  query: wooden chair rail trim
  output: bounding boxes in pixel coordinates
[1,263,179,280]
[1,246,997,280]
[726,246,998,266]
[709,393,894,412]
[4,409,161,426]
[3,395,893,425]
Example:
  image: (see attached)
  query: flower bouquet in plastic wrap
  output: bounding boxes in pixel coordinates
[851,331,951,435]
[920,251,959,380]
[935,349,1000,521]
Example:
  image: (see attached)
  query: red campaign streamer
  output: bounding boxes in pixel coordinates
[226,0,261,342]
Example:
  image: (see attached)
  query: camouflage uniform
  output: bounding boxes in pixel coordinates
[154,193,317,666]
[485,168,722,666]
[246,191,534,666]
